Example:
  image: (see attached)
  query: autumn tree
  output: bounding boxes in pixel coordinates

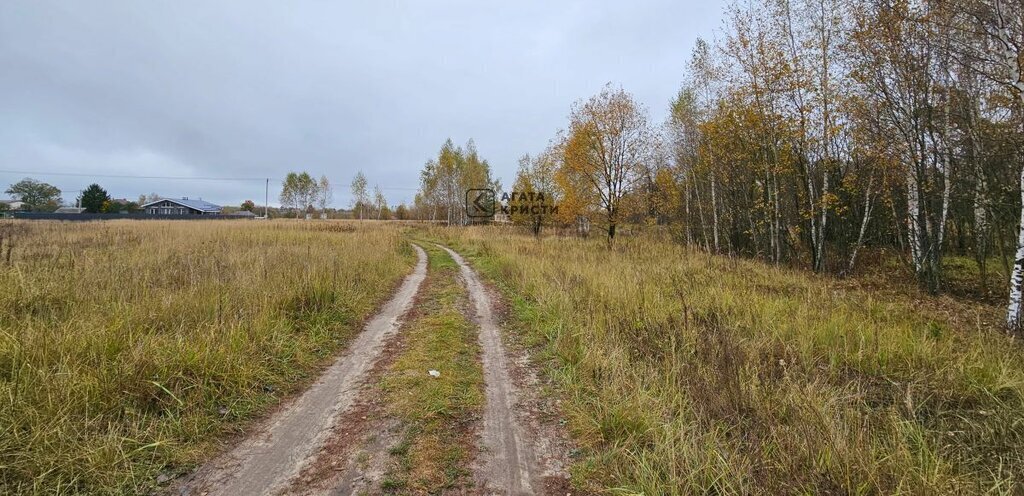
[553,143,598,236]
[6,178,61,212]
[664,0,958,286]
[417,139,497,225]
[562,85,659,245]
[395,203,408,220]
[847,1,952,292]
[944,0,1024,329]
[417,0,1024,324]
[512,151,560,235]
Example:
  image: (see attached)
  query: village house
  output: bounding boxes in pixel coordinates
[141,197,222,215]
[54,206,86,214]
[0,200,28,210]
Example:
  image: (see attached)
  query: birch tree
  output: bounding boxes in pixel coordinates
[416,139,497,225]
[562,84,659,246]
[959,0,1024,329]
[281,172,316,218]
[317,175,332,215]
[351,171,368,220]
[280,173,299,216]
[373,185,387,220]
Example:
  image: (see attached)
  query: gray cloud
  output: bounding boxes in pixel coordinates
[0,0,724,207]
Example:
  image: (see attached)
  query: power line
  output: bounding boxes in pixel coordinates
[0,170,265,181]
[0,169,421,191]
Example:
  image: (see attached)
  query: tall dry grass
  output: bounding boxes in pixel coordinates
[0,220,414,495]
[435,226,1024,495]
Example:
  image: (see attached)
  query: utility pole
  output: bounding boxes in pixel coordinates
[264,178,269,219]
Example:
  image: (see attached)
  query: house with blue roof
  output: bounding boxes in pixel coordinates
[141,197,222,215]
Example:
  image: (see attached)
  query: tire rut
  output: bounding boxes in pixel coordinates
[437,244,542,495]
[176,244,428,496]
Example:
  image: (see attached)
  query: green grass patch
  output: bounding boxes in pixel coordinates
[378,244,484,494]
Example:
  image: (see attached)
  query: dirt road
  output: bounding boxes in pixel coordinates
[437,245,542,495]
[175,243,570,495]
[177,244,428,496]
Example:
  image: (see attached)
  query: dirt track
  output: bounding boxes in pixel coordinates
[438,245,542,495]
[174,243,570,495]
[176,244,427,496]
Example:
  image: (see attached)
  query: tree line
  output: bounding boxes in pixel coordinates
[412,139,500,225]
[4,178,141,213]
[414,0,1024,331]
[349,171,401,220]
[279,172,333,218]
[280,170,415,220]
[4,177,266,215]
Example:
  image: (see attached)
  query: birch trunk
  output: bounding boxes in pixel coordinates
[906,162,923,272]
[711,172,720,254]
[766,168,777,264]
[972,120,989,289]
[684,179,693,246]
[848,174,874,273]
[805,163,819,270]
[975,176,989,285]
[1006,164,1024,330]
[773,169,782,263]
[816,172,828,271]
[997,0,1024,331]
[938,99,952,249]
[694,179,710,252]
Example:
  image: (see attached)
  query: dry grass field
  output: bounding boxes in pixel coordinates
[431,226,1024,495]
[3,219,1023,495]
[0,220,414,494]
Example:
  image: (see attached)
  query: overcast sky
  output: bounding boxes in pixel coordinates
[1,1,725,208]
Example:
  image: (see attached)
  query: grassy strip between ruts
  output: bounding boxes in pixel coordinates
[0,220,415,495]
[430,226,1024,495]
[378,243,484,494]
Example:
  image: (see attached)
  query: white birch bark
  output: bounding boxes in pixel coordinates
[848,174,874,273]
[975,178,988,252]
[773,169,782,263]
[995,0,1024,330]
[973,122,989,273]
[817,173,829,271]
[1006,165,1024,329]
[766,169,777,263]
[968,99,988,249]
[938,89,952,249]
[684,179,693,246]
[805,163,819,269]
[906,165,923,272]
[711,172,720,254]
[693,179,710,252]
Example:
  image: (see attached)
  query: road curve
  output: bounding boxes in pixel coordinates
[436,244,540,495]
[178,244,428,496]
